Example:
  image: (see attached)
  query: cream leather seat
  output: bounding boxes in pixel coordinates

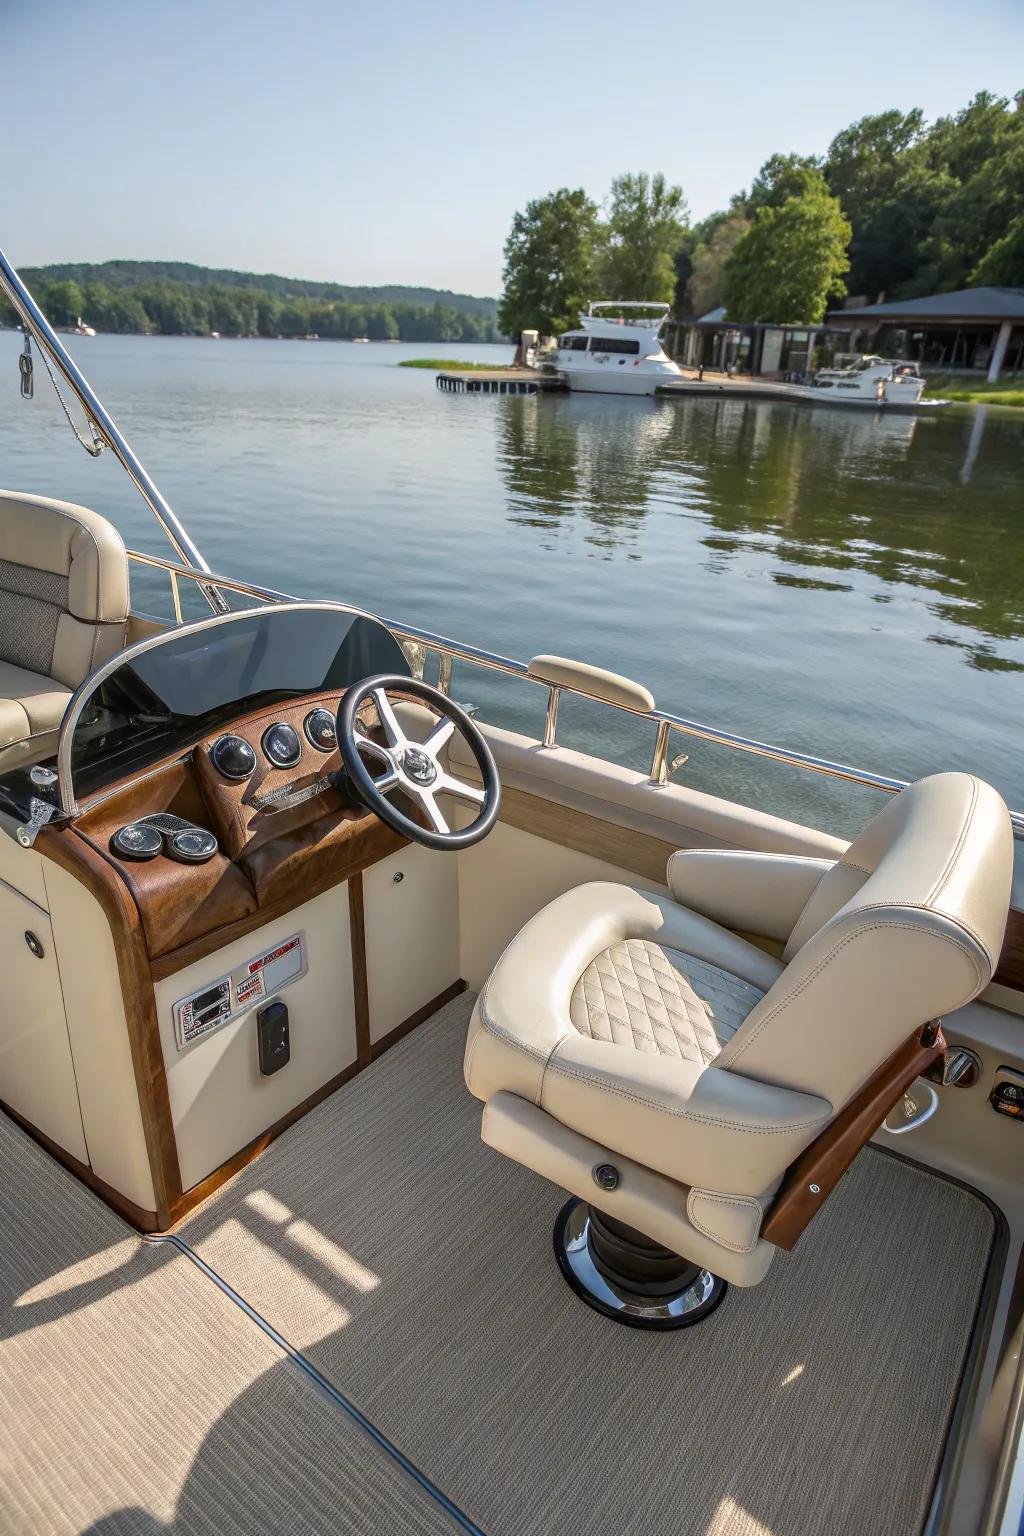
[465,773,1012,1302]
[0,491,129,772]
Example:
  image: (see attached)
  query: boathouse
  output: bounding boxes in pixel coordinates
[826,287,1024,380]
[668,310,835,379]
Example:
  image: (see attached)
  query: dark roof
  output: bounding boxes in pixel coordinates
[828,286,1024,324]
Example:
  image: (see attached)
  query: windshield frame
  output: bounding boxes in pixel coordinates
[56,601,406,815]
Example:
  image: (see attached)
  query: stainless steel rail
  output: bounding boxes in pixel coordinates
[124,548,1024,838]
[0,248,227,612]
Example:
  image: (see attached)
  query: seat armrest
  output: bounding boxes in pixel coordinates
[667,850,835,945]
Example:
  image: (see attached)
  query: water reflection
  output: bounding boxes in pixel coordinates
[496,394,1024,671]
[498,395,676,554]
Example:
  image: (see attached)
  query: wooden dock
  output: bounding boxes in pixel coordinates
[436,368,566,396]
[656,377,810,403]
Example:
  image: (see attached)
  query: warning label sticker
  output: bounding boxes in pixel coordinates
[172,932,307,1052]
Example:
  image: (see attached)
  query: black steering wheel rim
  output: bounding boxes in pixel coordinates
[337,674,501,851]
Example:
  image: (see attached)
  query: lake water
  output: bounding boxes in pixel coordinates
[1,331,1021,837]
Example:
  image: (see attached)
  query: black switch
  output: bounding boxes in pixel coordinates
[257,1000,290,1076]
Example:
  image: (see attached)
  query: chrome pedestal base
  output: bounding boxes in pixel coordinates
[553,1198,727,1331]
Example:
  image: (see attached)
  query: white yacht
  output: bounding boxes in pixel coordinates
[1,248,1023,1536]
[554,301,684,395]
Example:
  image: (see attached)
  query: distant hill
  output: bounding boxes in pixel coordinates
[5,261,504,341]
[24,261,499,319]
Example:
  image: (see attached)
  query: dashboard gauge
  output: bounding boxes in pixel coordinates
[261,722,302,768]
[211,733,257,780]
[110,822,164,860]
[303,707,338,752]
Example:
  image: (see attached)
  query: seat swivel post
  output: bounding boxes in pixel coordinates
[552,1198,727,1330]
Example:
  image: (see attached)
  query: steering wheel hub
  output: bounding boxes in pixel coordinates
[401,746,438,785]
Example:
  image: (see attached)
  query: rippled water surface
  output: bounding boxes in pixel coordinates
[1,332,1021,834]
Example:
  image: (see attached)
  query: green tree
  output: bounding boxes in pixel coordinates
[48,278,85,324]
[912,92,1024,293]
[686,215,750,315]
[746,153,823,212]
[724,184,851,323]
[972,214,1024,284]
[597,172,688,302]
[824,108,934,298]
[498,188,599,339]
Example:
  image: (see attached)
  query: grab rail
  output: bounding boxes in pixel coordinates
[124,547,1024,838]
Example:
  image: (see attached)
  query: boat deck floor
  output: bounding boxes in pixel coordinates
[2,993,996,1536]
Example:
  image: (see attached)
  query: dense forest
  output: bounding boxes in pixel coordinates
[0,261,501,341]
[499,91,1024,334]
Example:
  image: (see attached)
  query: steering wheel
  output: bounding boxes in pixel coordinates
[337,675,500,851]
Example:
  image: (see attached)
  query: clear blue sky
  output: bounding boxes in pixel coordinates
[6,0,1022,296]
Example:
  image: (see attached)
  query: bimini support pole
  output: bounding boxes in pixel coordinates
[0,246,227,612]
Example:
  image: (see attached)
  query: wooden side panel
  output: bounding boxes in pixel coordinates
[762,1024,946,1250]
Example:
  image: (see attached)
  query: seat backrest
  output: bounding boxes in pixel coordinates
[715,773,1013,1109]
[0,490,129,688]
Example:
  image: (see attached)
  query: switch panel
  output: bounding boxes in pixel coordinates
[257,1000,290,1076]
[990,1067,1024,1121]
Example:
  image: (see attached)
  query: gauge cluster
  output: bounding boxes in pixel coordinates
[210,708,340,783]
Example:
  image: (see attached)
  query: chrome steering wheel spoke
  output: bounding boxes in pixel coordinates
[371,687,407,750]
[416,789,450,835]
[438,773,486,807]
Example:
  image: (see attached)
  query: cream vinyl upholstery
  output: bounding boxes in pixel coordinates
[464,773,1013,1285]
[0,491,129,770]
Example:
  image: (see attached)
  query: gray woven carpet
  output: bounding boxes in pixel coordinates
[179,992,995,1536]
[0,1114,460,1535]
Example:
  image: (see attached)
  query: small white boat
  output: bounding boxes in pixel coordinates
[805,354,929,408]
[554,302,683,395]
[56,316,96,337]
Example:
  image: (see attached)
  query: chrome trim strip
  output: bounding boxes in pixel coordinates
[0,248,226,611]
[56,600,368,815]
[144,1233,488,1536]
[122,550,1024,837]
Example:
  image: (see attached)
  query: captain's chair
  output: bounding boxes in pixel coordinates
[0,491,129,772]
[465,773,1012,1327]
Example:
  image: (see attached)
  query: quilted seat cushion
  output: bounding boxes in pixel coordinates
[569,938,765,1065]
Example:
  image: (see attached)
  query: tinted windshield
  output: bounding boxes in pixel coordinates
[68,605,409,799]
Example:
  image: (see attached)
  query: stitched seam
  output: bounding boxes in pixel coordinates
[543,1057,827,1131]
[844,899,993,965]
[786,861,837,948]
[687,1200,757,1254]
[539,1033,572,1106]
[478,989,555,1064]
[926,777,977,907]
[723,920,983,1068]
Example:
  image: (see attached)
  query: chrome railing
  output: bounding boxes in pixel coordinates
[126,548,1024,838]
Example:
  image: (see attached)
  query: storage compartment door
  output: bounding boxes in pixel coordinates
[0,881,88,1161]
[363,845,460,1045]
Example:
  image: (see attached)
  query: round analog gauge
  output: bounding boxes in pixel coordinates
[110,822,164,860]
[303,707,338,752]
[167,827,219,864]
[261,722,302,769]
[211,733,257,780]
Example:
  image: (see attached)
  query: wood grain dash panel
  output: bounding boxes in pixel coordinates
[995,906,1024,993]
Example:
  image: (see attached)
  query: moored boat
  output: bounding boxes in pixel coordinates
[554,301,683,395]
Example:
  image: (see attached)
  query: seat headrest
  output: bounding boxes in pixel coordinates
[785,772,1013,973]
[0,490,129,625]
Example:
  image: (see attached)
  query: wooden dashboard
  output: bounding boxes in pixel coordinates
[53,688,407,976]
[31,686,449,1234]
